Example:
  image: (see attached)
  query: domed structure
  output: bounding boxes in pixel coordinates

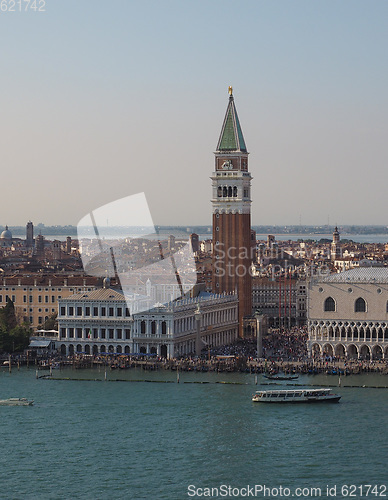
[0,226,12,248]
[0,226,12,240]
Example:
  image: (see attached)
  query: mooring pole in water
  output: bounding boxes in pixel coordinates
[177,370,180,383]
[255,375,258,385]
[36,369,38,379]
[104,369,107,381]
[8,355,11,374]
[17,360,20,371]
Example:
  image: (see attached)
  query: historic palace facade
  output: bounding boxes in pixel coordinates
[308,267,388,360]
[58,285,132,356]
[133,292,238,358]
[57,282,238,358]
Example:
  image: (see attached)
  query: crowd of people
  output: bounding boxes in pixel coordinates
[200,327,309,362]
[262,327,308,361]
[207,338,257,358]
[205,327,309,361]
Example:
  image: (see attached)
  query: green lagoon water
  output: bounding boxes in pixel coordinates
[0,367,387,499]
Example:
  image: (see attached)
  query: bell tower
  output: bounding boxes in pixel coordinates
[331,226,341,261]
[211,87,253,337]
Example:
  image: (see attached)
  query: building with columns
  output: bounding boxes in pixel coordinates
[57,283,239,358]
[132,292,238,358]
[57,284,132,356]
[131,303,174,358]
[211,87,253,336]
[308,267,388,360]
[172,292,238,356]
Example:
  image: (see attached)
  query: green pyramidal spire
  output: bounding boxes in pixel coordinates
[216,87,247,153]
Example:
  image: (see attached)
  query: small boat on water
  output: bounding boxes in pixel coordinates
[263,374,299,381]
[252,388,341,404]
[0,398,34,406]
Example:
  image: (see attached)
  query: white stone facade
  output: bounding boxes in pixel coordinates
[133,292,239,357]
[58,288,239,359]
[132,304,174,358]
[172,292,239,356]
[58,288,132,356]
[308,267,388,360]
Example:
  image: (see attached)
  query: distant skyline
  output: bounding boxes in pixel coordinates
[1,0,387,226]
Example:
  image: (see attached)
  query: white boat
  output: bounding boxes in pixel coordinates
[0,398,34,406]
[252,388,341,403]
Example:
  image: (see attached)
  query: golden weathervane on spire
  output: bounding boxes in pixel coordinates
[228,86,233,96]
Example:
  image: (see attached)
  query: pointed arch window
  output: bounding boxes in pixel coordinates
[233,186,237,197]
[228,186,232,197]
[324,297,336,312]
[217,186,222,198]
[223,186,227,197]
[355,297,366,313]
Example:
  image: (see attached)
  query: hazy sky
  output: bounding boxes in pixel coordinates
[1,0,387,227]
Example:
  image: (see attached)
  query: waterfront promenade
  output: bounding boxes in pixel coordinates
[3,328,388,376]
[5,352,388,377]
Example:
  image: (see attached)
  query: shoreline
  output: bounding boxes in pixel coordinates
[5,355,386,376]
